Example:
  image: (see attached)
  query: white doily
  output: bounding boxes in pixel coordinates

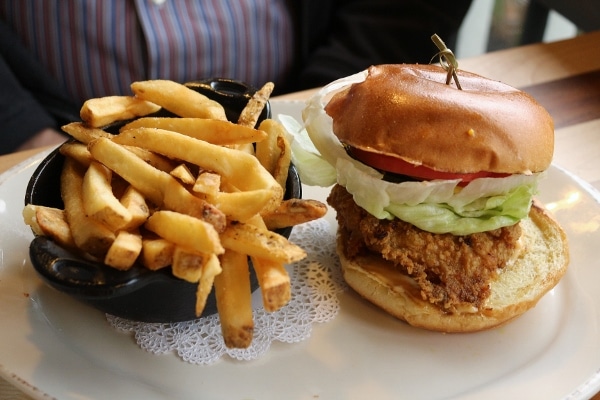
[107,219,346,365]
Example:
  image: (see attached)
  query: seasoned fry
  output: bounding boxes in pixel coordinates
[23,204,75,249]
[80,95,161,128]
[59,142,93,167]
[62,122,112,144]
[113,128,283,214]
[171,247,207,283]
[121,117,268,145]
[170,164,196,185]
[256,119,292,189]
[192,172,221,198]
[237,82,274,128]
[89,138,226,230]
[61,158,115,258]
[262,199,328,230]
[251,256,291,312]
[220,221,306,264]
[104,230,143,270]
[195,253,221,316]
[140,237,174,271]
[119,185,150,230]
[131,80,227,120]
[88,137,167,205]
[82,161,133,231]
[144,210,225,255]
[212,190,275,222]
[214,250,254,348]
[123,145,178,173]
[162,177,226,231]
[247,215,291,312]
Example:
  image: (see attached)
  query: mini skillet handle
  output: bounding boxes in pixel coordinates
[29,236,154,298]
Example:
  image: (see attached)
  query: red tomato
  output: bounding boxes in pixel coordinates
[348,147,510,183]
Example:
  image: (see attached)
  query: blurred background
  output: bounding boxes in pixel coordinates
[456,0,579,58]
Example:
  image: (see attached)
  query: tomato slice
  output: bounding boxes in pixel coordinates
[348,147,510,183]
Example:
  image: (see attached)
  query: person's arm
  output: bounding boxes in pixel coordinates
[295,0,473,90]
[0,19,76,154]
[0,54,60,154]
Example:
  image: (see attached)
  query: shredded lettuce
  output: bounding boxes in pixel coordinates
[338,157,539,234]
[279,72,541,235]
[277,114,337,186]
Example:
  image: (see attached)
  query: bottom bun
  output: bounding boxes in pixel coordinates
[337,202,569,333]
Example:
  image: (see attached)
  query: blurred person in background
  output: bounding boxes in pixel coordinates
[0,0,472,154]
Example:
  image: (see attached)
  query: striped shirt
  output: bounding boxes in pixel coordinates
[1,0,295,104]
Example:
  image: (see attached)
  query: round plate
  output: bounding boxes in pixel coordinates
[0,100,599,400]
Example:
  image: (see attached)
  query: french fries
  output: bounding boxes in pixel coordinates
[80,96,161,128]
[82,161,133,231]
[23,79,328,349]
[130,80,227,120]
[214,250,254,348]
[256,119,292,190]
[121,118,268,145]
[262,199,328,230]
[60,158,115,258]
[237,82,274,128]
[220,221,306,264]
[104,230,143,270]
[145,210,224,255]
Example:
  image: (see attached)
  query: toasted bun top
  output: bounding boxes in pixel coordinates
[325,64,555,175]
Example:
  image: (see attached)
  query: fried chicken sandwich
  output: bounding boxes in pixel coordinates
[300,64,569,332]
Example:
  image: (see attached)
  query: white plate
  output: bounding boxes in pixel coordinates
[1,100,600,400]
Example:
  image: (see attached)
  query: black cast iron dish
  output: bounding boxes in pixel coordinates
[25,78,302,323]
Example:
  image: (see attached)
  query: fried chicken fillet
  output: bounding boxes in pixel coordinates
[328,184,523,312]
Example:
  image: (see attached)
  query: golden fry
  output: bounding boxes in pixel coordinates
[262,199,328,230]
[82,161,133,231]
[144,210,225,255]
[196,253,221,317]
[140,237,174,271]
[80,95,161,128]
[171,246,207,283]
[61,158,115,258]
[23,204,75,249]
[212,189,275,222]
[88,137,167,205]
[251,256,291,312]
[170,164,196,185]
[123,145,178,173]
[220,221,306,264]
[104,230,143,270]
[89,138,225,230]
[62,122,112,144]
[192,172,221,198]
[59,142,93,167]
[214,250,254,348]
[162,177,226,231]
[121,117,268,145]
[256,119,292,190]
[247,215,291,312]
[131,80,227,120]
[237,82,274,128]
[119,185,150,230]
[113,128,283,213]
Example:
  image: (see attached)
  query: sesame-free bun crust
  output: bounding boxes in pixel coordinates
[325,64,555,175]
[337,202,569,332]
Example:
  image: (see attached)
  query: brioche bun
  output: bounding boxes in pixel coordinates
[337,202,569,332]
[325,64,554,175]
